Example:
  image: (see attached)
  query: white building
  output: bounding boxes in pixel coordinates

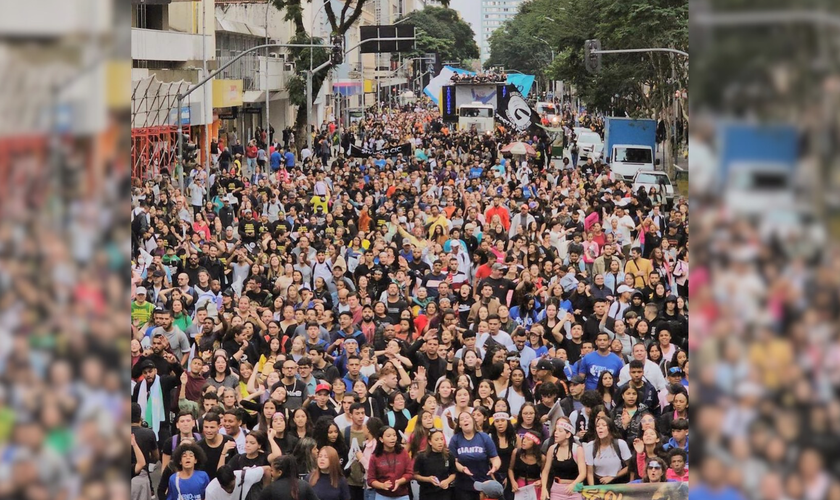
[479,0,522,63]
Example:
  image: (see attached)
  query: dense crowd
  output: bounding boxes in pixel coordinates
[130,102,689,500]
[450,70,508,85]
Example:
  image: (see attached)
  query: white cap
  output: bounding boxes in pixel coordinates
[617,285,634,294]
[135,286,147,295]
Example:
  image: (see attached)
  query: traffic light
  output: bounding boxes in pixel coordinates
[584,39,602,73]
[330,35,343,65]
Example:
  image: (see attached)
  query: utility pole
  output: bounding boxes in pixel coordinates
[265,1,270,149]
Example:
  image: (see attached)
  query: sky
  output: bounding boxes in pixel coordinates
[449,0,481,47]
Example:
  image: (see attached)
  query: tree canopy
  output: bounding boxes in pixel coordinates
[485,0,687,117]
[397,6,479,66]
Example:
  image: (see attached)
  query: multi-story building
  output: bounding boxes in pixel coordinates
[479,0,522,63]
[214,0,295,143]
[131,0,217,176]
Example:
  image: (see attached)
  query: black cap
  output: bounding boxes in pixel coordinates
[138,359,156,371]
[569,374,586,385]
[535,359,554,371]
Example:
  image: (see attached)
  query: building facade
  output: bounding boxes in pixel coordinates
[479,0,521,63]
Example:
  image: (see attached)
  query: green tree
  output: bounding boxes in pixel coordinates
[484,0,560,76]
[270,0,371,149]
[396,7,479,65]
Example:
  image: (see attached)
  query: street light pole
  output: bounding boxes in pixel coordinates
[265,1,270,149]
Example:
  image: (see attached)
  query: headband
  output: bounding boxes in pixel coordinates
[523,432,541,445]
[557,421,575,434]
[492,412,510,421]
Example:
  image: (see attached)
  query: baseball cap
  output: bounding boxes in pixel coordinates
[569,374,586,385]
[491,263,506,271]
[135,286,147,295]
[535,359,553,371]
[617,285,635,294]
[315,383,331,394]
[474,480,504,499]
[138,359,156,371]
[668,367,685,377]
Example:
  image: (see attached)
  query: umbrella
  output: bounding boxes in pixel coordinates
[501,141,537,156]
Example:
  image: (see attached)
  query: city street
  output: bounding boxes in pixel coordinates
[131,1,688,499]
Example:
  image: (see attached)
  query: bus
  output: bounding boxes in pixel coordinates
[458,102,495,133]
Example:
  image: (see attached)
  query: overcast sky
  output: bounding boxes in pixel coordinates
[449,0,481,46]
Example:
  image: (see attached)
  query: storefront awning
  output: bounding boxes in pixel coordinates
[215,16,266,38]
[377,77,408,88]
[242,90,287,103]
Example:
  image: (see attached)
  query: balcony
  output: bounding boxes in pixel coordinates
[132,28,212,63]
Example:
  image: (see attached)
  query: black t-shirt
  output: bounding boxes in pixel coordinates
[228,451,269,471]
[561,338,583,364]
[385,298,408,324]
[258,478,319,500]
[413,451,456,497]
[307,401,338,422]
[198,436,236,481]
[131,426,158,471]
[478,277,515,305]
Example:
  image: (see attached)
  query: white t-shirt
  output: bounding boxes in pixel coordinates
[476,331,515,352]
[205,466,264,500]
[584,439,632,478]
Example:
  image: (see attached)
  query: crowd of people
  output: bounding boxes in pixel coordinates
[450,69,508,85]
[130,100,689,500]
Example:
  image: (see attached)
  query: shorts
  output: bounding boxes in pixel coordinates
[549,481,582,500]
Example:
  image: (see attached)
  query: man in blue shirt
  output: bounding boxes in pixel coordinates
[284,149,295,169]
[576,331,624,390]
[269,148,283,171]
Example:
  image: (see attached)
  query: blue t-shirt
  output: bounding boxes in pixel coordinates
[469,166,483,178]
[690,486,744,500]
[577,351,624,390]
[449,431,498,490]
[167,471,210,500]
[284,151,295,167]
[270,151,283,170]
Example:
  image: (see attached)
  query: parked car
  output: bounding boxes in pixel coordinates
[632,170,675,209]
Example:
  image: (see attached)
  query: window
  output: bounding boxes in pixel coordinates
[460,107,493,118]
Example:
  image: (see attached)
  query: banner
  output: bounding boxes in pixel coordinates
[495,85,541,132]
[425,66,457,104]
[578,482,688,500]
[425,66,536,105]
[507,73,536,98]
[348,143,412,158]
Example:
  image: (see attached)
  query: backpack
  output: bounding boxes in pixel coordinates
[344,426,367,486]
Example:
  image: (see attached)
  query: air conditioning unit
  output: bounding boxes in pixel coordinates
[284,62,295,72]
[269,52,285,61]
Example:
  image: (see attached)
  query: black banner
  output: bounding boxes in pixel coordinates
[494,85,541,133]
[348,143,413,158]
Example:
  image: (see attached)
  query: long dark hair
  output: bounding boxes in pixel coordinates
[313,417,348,461]
[271,455,300,499]
[408,410,434,457]
[373,426,404,456]
[596,371,617,402]
[293,437,318,475]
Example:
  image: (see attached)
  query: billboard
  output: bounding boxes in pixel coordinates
[359,25,415,53]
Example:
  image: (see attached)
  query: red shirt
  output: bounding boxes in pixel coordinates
[367,449,414,497]
[246,145,258,158]
[666,467,689,482]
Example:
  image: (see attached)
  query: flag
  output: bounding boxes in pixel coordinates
[495,85,542,132]
[578,482,688,500]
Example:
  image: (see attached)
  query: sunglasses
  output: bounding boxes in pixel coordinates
[647,464,662,470]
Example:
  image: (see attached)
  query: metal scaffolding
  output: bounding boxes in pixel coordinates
[131,75,191,180]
